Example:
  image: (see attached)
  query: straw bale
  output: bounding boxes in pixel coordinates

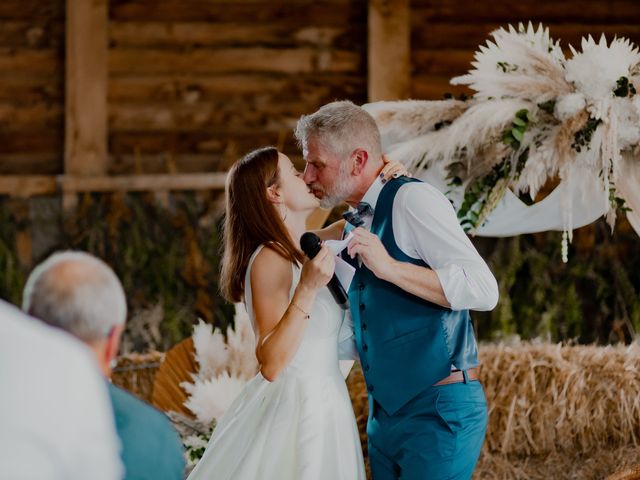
[111,351,164,403]
[347,341,640,479]
[480,342,640,456]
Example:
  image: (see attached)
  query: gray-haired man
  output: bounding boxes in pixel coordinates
[296,101,498,480]
[23,251,185,480]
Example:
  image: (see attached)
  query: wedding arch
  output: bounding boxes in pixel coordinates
[363,23,640,260]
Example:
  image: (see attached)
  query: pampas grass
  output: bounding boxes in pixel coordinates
[452,23,572,104]
[181,303,258,426]
[365,22,640,243]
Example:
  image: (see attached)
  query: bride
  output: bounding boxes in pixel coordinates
[187,146,404,479]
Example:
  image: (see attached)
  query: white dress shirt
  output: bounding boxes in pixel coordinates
[0,300,123,480]
[356,177,499,311]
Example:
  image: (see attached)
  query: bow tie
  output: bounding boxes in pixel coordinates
[342,202,374,227]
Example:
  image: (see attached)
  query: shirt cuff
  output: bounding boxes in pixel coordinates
[435,263,497,311]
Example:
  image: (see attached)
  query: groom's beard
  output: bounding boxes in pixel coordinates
[311,162,354,209]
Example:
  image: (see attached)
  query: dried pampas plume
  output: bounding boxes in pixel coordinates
[181,304,259,426]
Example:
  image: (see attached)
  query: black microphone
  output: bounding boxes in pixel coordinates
[300,232,349,310]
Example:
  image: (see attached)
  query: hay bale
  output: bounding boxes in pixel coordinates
[111,351,164,403]
[346,341,640,479]
[480,342,640,456]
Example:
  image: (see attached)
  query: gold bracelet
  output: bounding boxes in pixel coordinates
[290,303,310,318]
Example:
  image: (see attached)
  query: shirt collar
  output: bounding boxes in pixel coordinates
[359,176,385,212]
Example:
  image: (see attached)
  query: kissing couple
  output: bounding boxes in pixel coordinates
[188,100,499,480]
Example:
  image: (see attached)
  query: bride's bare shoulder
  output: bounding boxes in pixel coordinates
[250,245,293,294]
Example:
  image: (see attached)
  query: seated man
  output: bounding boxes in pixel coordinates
[23,251,185,480]
[0,299,122,480]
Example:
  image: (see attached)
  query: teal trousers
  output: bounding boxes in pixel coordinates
[367,378,487,480]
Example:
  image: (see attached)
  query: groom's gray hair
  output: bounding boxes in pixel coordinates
[23,251,127,342]
[294,100,382,160]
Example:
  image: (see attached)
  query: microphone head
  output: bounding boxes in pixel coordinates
[300,232,322,258]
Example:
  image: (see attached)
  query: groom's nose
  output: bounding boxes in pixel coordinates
[303,163,316,184]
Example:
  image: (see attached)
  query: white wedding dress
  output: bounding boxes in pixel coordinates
[187,245,365,480]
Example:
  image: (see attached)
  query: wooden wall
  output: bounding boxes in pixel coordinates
[107,0,367,174]
[0,1,65,175]
[411,0,640,99]
[2,0,640,177]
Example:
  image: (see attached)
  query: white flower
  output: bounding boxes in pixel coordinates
[182,372,248,426]
[192,319,229,380]
[565,35,640,116]
[183,434,209,450]
[554,93,587,120]
[452,22,569,103]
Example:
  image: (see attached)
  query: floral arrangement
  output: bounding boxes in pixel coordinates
[365,23,640,259]
[177,304,258,467]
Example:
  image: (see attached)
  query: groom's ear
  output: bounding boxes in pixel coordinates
[350,148,369,175]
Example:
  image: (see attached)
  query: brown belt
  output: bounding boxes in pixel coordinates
[434,367,479,386]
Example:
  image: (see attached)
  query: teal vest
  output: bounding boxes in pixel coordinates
[345,177,479,415]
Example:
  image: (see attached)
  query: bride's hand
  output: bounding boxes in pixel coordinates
[380,154,411,182]
[299,245,335,292]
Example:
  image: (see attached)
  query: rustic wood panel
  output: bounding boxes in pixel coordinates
[411,0,640,23]
[106,0,367,174]
[410,0,640,99]
[110,1,366,24]
[110,48,361,75]
[110,23,362,49]
[0,0,64,174]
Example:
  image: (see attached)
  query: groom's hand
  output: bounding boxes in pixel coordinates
[347,228,397,280]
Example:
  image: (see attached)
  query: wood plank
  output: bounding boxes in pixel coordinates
[0,154,62,175]
[0,176,57,196]
[0,131,62,155]
[411,75,473,100]
[0,48,61,76]
[0,21,64,48]
[0,103,63,130]
[109,101,326,132]
[368,0,410,101]
[60,173,228,193]
[412,49,476,76]
[65,0,108,176]
[108,154,222,175]
[109,130,296,155]
[110,22,355,48]
[412,22,640,50]
[0,1,64,20]
[411,1,640,23]
[108,74,364,102]
[0,77,62,104]
[109,48,361,75]
[0,173,228,197]
[110,1,366,24]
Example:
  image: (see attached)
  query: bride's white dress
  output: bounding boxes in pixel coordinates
[187,245,365,480]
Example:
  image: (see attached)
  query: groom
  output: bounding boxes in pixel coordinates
[295,101,499,479]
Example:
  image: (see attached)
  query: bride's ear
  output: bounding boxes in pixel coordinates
[266,184,282,204]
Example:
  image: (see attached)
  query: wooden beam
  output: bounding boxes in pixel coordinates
[0,176,57,197]
[65,0,108,176]
[60,173,228,193]
[0,174,228,197]
[368,0,410,102]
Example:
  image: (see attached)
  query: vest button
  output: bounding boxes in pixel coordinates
[367,384,375,393]
[358,283,365,291]
[359,303,365,310]
[362,323,367,331]
[364,365,370,372]
[363,344,368,352]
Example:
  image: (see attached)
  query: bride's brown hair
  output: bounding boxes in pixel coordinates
[220,146,305,303]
